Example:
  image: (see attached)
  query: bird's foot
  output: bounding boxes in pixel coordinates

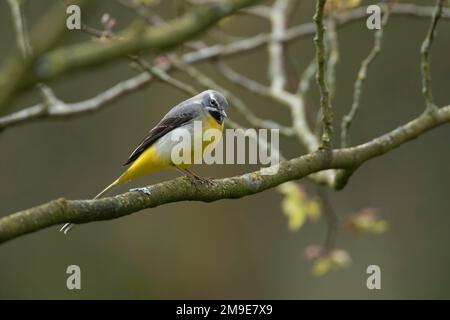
[130,187,152,195]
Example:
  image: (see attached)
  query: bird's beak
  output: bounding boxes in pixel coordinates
[221,110,228,118]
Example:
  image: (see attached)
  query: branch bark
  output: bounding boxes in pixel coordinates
[28,0,261,85]
[314,0,333,149]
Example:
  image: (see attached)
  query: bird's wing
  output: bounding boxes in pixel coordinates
[123,102,201,166]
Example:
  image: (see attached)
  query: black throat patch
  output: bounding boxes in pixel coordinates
[208,109,223,124]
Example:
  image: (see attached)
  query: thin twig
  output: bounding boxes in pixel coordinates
[181,4,450,65]
[420,0,445,112]
[129,55,197,96]
[172,57,294,136]
[217,60,319,150]
[313,0,333,150]
[81,22,197,96]
[218,60,336,187]
[297,59,316,95]
[7,0,32,58]
[268,0,290,93]
[341,4,391,148]
[0,73,152,131]
[217,62,272,98]
[325,17,338,98]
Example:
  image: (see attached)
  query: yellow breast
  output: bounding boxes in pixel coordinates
[202,113,224,150]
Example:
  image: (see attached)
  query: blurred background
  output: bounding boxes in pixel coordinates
[0,0,449,299]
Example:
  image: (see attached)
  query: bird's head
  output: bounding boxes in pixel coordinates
[201,90,228,124]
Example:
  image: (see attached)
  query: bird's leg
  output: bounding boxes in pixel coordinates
[176,167,214,186]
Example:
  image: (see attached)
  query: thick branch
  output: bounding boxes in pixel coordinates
[1,105,449,244]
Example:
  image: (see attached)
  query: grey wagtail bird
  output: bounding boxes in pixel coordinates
[60,90,228,234]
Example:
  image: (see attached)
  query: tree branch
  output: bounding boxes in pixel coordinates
[268,0,290,93]
[1,104,450,244]
[313,0,333,150]
[420,0,445,112]
[28,0,261,85]
[341,3,390,148]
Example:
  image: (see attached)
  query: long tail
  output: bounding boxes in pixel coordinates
[59,178,121,235]
[93,179,121,199]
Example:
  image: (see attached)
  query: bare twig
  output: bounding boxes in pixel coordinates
[217,60,318,149]
[218,61,338,187]
[217,62,272,98]
[268,0,290,93]
[0,73,151,131]
[297,59,316,95]
[7,0,32,58]
[341,4,390,148]
[129,55,197,96]
[81,21,197,96]
[420,0,445,112]
[182,4,450,64]
[325,18,338,98]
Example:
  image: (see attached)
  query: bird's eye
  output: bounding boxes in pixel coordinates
[210,98,218,108]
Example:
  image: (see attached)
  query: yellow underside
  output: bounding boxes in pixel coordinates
[117,113,223,185]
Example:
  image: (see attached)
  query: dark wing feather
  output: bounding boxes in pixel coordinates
[123,102,201,166]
